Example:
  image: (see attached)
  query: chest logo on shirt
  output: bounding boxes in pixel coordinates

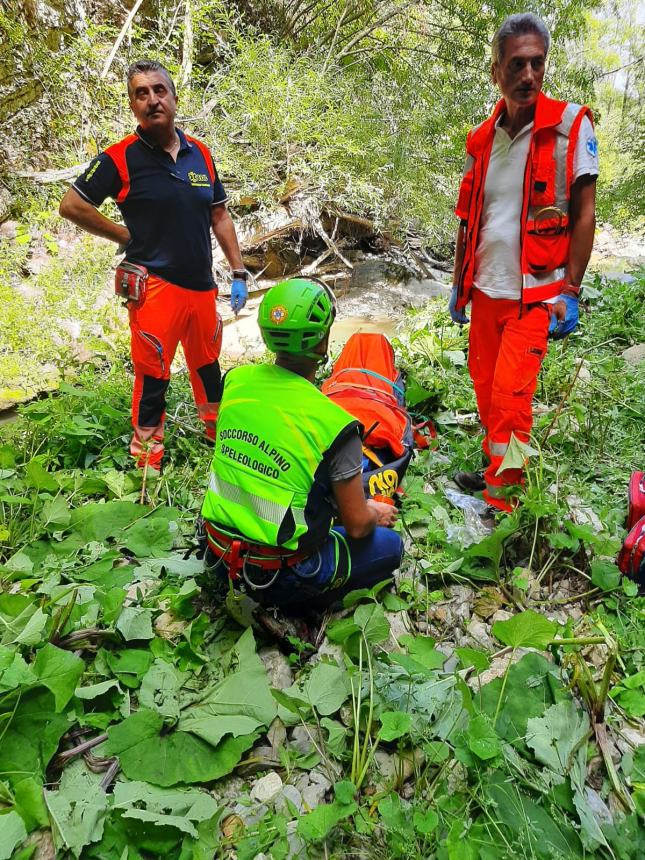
[269,305,288,324]
[188,171,210,187]
[586,137,598,158]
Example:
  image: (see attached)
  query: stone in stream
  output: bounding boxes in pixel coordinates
[622,343,645,365]
[259,646,294,690]
[250,771,283,804]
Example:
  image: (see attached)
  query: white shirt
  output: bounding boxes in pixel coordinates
[472,115,598,300]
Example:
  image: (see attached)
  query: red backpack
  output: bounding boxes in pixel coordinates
[627,471,645,529]
[617,516,645,589]
[618,473,645,590]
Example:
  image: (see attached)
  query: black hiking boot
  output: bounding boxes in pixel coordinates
[454,470,486,493]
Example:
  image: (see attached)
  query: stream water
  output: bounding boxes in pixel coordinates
[220,254,451,360]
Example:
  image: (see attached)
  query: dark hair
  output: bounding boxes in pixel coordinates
[127,60,176,98]
[492,13,550,64]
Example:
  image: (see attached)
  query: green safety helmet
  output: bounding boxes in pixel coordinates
[258,277,337,361]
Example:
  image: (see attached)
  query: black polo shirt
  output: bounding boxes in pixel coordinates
[73,127,228,291]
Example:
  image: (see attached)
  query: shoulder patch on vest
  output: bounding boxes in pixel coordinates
[586,136,598,157]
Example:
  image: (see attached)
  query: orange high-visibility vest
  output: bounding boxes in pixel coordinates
[455,91,593,308]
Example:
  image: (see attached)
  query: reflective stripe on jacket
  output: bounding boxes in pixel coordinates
[455,92,593,309]
[201,364,360,553]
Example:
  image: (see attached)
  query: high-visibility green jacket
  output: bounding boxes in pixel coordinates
[201,364,360,552]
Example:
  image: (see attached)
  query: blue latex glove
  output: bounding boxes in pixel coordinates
[231,277,248,313]
[548,294,579,340]
[449,286,469,324]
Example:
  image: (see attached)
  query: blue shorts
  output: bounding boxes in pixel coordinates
[211,526,403,612]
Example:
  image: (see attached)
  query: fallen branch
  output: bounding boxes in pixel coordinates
[17,163,90,183]
[100,0,145,79]
[313,217,353,270]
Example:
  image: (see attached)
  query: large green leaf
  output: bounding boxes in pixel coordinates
[485,772,582,859]
[526,701,589,776]
[32,643,84,711]
[379,711,412,741]
[115,607,154,641]
[122,518,174,558]
[496,434,539,474]
[491,610,557,650]
[178,629,276,745]
[112,780,219,837]
[104,709,258,786]
[139,659,188,721]
[0,596,47,647]
[69,501,145,542]
[0,690,70,789]
[0,810,27,860]
[353,603,390,644]
[467,714,501,761]
[0,646,32,692]
[479,653,565,752]
[297,799,356,842]
[44,761,109,859]
[283,661,351,717]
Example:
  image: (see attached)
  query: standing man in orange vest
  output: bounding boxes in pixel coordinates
[60,60,247,470]
[450,13,598,512]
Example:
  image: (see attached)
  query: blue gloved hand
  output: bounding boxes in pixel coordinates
[449,286,469,324]
[548,294,579,340]
[231,277,248,313]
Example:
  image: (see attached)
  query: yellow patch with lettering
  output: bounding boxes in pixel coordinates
[85,160,101,181]
[188,171,210,187]
[368,469,399,498]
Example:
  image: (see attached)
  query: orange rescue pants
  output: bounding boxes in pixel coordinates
[468,289,550,511]
[128,274,222,468]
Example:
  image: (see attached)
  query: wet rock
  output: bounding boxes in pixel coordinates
[490,609,514,625]
[447,584,475,623]
[312,635,345,666]
[296,769,332,809]
[0,218,18,238]
[213,774,246,801]
[621,343,645,366]
[259,646,294,690]
[275,783,304,815]
[467,647,539,689]
[373,747,424,789]
[154,611,188,640]
[231,800,269,826]
[465,618,495,650]
[286,819,306,859]
[0,186,12,224]
[22,830,55,860]
[566,494,604,533]
[267,718,287,757]
[289,724,321,755]
[473,588,504,620]
[383,609,412,651]
[250,771,283,804]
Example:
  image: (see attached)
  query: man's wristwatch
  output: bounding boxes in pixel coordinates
[562,283,581,298]
[232,269,248,282]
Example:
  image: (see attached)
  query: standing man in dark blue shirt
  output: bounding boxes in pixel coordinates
[59,59,247,470]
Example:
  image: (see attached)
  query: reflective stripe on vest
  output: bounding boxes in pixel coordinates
[455,93,593,307]
[201,364,359,551]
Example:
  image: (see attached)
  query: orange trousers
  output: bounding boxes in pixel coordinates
[128,275,223,468]
[468,289,550,511]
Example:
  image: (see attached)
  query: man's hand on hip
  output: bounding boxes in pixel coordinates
[231,277,248,313]
[548,293,579,340]
[449,286,469,324]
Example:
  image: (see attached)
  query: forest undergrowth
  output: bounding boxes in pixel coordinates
[0,270,643,858]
